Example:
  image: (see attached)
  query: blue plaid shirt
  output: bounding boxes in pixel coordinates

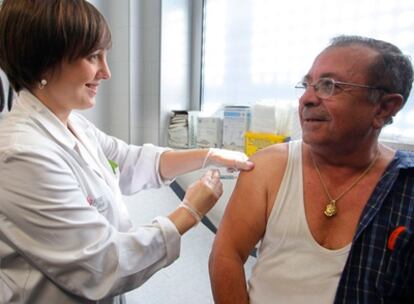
[335,150,414,303]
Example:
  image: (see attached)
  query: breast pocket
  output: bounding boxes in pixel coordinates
[379,228,414,299]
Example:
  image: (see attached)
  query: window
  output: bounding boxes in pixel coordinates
[201,0,414,144]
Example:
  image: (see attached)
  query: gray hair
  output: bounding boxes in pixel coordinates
[328,35,413,106]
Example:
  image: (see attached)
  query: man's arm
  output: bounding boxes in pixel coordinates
[209,144,288,303]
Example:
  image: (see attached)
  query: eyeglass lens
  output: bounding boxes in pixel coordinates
[316,79,335,98]
[295,78,335,99]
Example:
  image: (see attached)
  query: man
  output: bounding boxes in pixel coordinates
[209,35,414,303]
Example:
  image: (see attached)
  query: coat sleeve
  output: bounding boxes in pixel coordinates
[0,145,180,300]
[75,114,174,195]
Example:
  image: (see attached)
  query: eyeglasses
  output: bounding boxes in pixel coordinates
[295,77,384,99]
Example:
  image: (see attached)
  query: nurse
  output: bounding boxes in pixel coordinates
[0,0,254,303]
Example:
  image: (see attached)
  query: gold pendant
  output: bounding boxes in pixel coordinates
[324,200,337,217]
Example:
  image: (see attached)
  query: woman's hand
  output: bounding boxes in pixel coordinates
[169,169,223,234]
[183,169,223,216]
[203,148,255,172]
[159,148,254,181]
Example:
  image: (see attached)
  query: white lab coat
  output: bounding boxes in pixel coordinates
[0,90,181,303]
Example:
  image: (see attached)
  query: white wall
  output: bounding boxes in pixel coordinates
[160,0,191,145]
[85,0,132,142]
[86,0,202,146]
[160,0,204,145]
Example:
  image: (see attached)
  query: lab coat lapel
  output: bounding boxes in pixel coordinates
[68,122,106,177]
[68,120,119,190]
[67,121,127,225]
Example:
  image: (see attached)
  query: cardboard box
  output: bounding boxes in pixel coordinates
[222,106,251,151]
[197,117,222,148]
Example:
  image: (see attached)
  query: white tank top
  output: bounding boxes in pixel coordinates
[248,140,351,304]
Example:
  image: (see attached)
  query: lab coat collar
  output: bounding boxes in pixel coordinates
[67,118,107,175]
[18,90,77,149]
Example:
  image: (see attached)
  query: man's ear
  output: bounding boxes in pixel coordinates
[373,93,404,129]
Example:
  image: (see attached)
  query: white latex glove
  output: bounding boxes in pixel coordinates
[202,148,254,172]
[183,169,223,217]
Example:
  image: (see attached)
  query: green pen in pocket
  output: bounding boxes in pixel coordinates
[108,159,119,175]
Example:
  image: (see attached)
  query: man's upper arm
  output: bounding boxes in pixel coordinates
[212,144,288,262]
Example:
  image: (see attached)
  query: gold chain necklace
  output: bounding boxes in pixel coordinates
[310,149,380,217]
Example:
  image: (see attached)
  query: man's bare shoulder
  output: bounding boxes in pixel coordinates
[247,142,289,176]
[235,142,290,223]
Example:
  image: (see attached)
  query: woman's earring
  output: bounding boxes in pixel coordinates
[38,79,47,89]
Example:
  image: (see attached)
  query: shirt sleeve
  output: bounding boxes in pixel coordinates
[0,146,181,300]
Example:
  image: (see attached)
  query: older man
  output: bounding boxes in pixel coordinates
[209,35,414,303]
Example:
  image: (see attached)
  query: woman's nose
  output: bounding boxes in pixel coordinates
[99,59,111,80]
[102,64,111,80]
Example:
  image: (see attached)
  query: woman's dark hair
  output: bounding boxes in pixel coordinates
[328,35,413,105]
[0,0,112,92]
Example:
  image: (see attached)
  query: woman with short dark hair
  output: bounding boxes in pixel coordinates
[0,1,254,303]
